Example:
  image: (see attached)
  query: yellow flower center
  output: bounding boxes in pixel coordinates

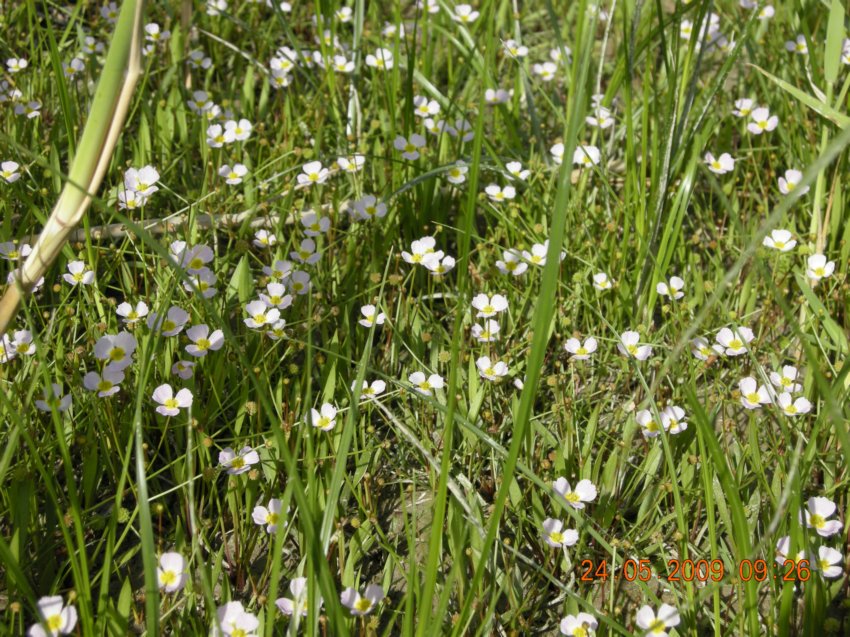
[565,492,580,503]
[97,380,113,392]
[785,404,798,415]
[627,345,638,355]
[576,347,587,355]
[746,392,761,404]
[160,570,177,585]
[418,381,431,391]
[814,267,825,277]
[73,272,84,282]
[266,511,279,525]
[196,338,210,350]
[809,514,824,528]
[354,598,372,613]
[253,313,267,325]
[230,457,245,470]
[549,531,564,544]
[164,398,179,409]
[728,339,743,350]
[109,347,125,361]
[162,320,176,332]
[189,257,204,270]
[482,305,494,314]
[46,615,63,631]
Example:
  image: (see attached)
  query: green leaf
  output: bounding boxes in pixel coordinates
[824,0,846,85]
[749,64,850,127]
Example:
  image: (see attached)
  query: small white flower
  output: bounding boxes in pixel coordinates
[244,300,280,329]
[352,379,387,399]
[532,61,558,81]
[715,326,754,356]
[1,161,21,184]
[704,152,734,175]
[552,478,597,509]
[476,356,509,381]
[747,107,778,134]
[28,596,77,637]
[394,134,426,161]
[806,254,835,280]
[63,261,95,286]
[297,161,330,186]
[763,229,796,252]
[592,272,612,290]
[484,183,516,203]
[358,304,386,328]
[218,446,260,475]
[340,585,384,616]
[35,383,72,412]
[412,95,440,118]
[541,518,578,548]
[778,169,808,195]
[365,48,393,70]
[219,163,248,185]
[739,377,772,409]
[502,39,528,58]
[157,552,188,593]
[452,4,479,23]
[802,496,842,537]
[471,320,500,342]
[471,293,508,318]
[785,35,808,55]
[253,229,277,248]
[252,498,284,533]
[769,365,802,393]
[564,337,597,360]
[116,301,149,324]
[311,403,338,431]
[656,276,685,299]
[152,384,193,417]
[635,604,680,636]
[617,330,652,360]
[573,145,601,167]
[409,371,444,396]
[446,161,469,184]
[777,392,811,417]
[495,249,528,276]
[223,118,252,142]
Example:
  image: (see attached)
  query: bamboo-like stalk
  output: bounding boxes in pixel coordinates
[0,0,146,337]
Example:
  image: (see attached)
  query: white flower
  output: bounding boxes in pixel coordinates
[814,546,843,579]
[365,48,393,70]
[35,384,72,412]
[802,496,843,537]
[116,301,149,324]
[635,603,680,636]
[739,377,772,409]
[732,97,754,117]
[656,276,684,299]
[259,283,293,309]
[471,293,508,318]
[532,61,558,81]
[747,107,778,134]
[401,236,443,265]
[218,446,260,475]
[14,101,42,119]
[715,326,754,356]
[83,369,125,398]
[206,124,226,147]
[263,259,293,281]
[352,379,387,399]
[446,161,469,184]
[409,371,444,395]
[502,39,528,58]
[331,54,354,73]
[413,95,440,117]
[551,143,565,164]
[148,306,190,336]
[301,212,331,236]
[27,596,77,637]
[541,518,578,548]
[423,255,456,275]
[775,535,806,564]
[560,613,598,636]
[340,585,384,616]
[484,88,511,105]
[124,165,160,195]
[7,58,28,73]
[552,478,597,509]
[592,272,612,290]
[763,229,796,252]
[152,384,193,417]
[94,331,137,371]
[522,240,564,266]
[758,5,775,19]
[213,601,259,637]
[185,324,224,357]
[223,118,252,142]
[288,270,311,295]
[297,161,330,186]
[586,106,614,129]
[806,254,835,280]
[476,356,509,381]
[769,365,802,393]
[276,578,321,616]
[504,161,530,181]
[358,304,386,328]
[452,4,479,23]
[63,261,95,286]
[244,300,280,329]
[351,195,387,220]
[336,154,365,172]
[778,169,808,195]
[311,403,338,431]
[617,330,652,360]
[564,337,597,360]
[172,360,196,380]
[1,161,21,184]
[252,498,284,533]
[777,392,811,416]
[253,229,277,248]
[704,152,734,174]
[573,145,601,167]
[394,134,426,160]
[471,320,500,342]
[636,409,664,438]
[157,552,188,593]
[660,405,687,434]
[785,34,808,54]
[219,163,248,185]
[484,183,515,203]
[495,249,528,276]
